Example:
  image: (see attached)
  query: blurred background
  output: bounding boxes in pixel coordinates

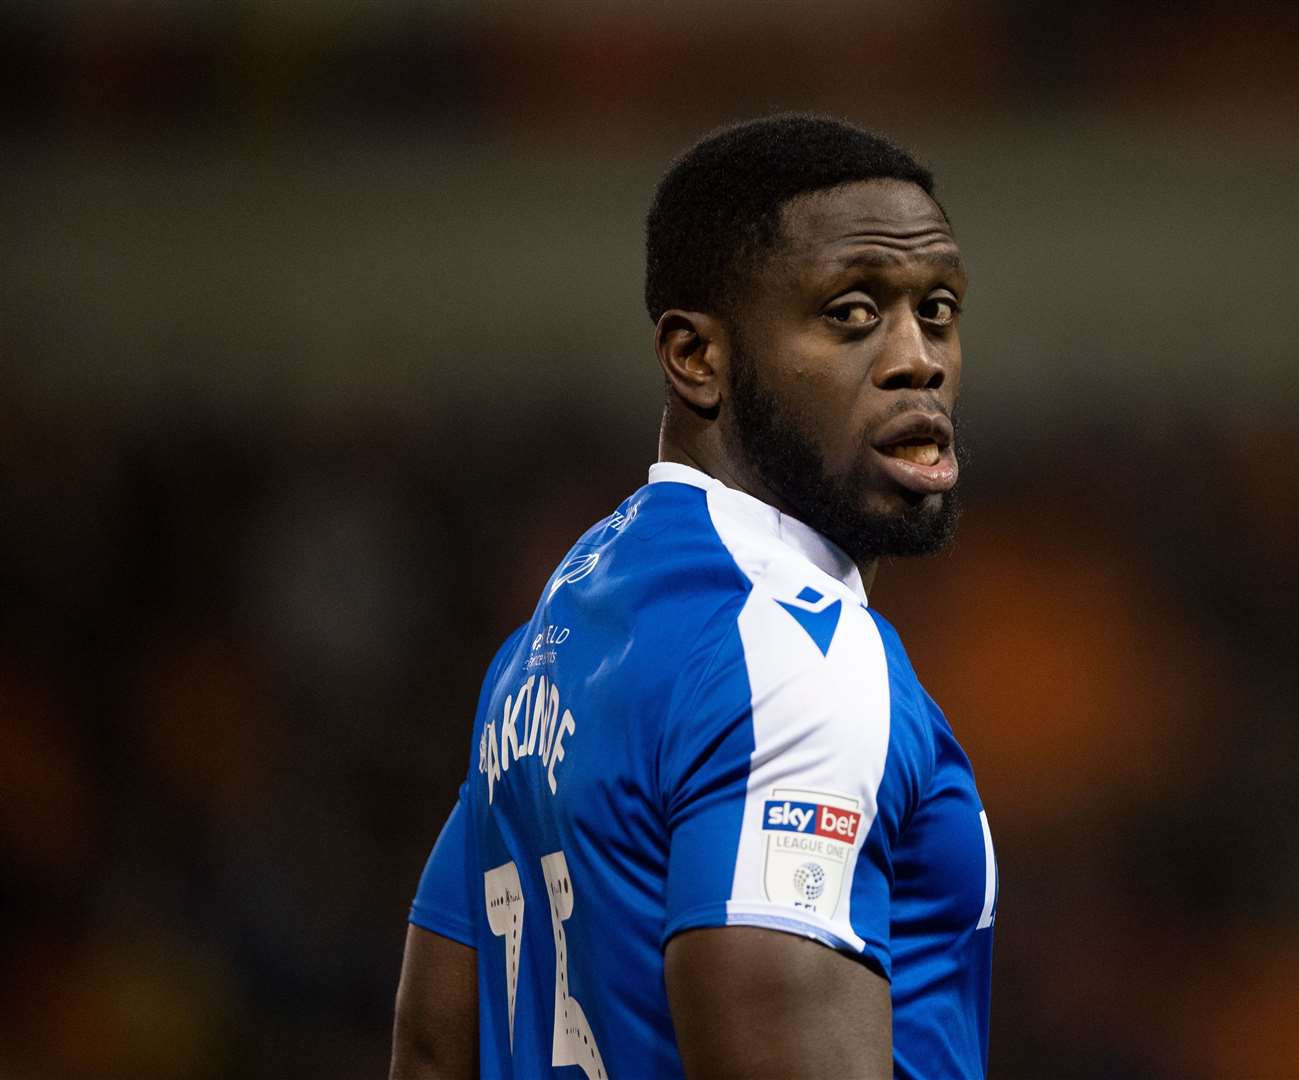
[2,1,1296,1077]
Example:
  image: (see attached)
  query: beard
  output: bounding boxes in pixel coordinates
[724,342,962,564]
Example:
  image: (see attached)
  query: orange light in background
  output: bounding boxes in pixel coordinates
[873,501,1219,828]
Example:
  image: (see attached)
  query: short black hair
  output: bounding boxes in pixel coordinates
[644,114,937,324]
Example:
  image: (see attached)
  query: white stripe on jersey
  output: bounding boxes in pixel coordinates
[647,464,892,955]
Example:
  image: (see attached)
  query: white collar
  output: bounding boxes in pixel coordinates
[648,461,867,601]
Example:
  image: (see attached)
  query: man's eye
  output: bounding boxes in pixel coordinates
[826,302,877,327]
[919,297,961,325]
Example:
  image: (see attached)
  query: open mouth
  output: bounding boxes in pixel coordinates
[871,412,958,495]
[880,438,943,467]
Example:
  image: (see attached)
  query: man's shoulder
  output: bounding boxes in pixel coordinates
[859,607,937,709]
[492,479,756,727]
[550,476,754,618]
[600,474,886,690]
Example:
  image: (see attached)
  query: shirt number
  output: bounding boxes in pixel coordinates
[484,851,607,1078]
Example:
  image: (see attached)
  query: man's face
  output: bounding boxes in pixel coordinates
[723,178,967,564]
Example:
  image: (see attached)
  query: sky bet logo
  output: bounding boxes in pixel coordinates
[763,799,862,844]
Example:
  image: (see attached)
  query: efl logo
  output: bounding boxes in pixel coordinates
[763,799,861,844]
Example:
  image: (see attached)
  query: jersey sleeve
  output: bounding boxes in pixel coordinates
[406,624,530,948]
[409,783,476,946]
[660,593,931,981]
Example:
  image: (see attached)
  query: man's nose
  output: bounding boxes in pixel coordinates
[871,314,946,391]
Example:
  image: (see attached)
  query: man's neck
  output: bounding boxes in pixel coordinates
[657,426,880,594]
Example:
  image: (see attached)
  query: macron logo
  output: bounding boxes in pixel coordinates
[763,799,861,844]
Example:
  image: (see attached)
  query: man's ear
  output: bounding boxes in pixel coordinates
[654,310,729,417]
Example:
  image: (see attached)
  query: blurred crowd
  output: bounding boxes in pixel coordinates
[2,2,1296,1077]
[1,402,642,1077]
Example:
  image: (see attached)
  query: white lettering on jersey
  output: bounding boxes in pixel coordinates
[480,673,578,804]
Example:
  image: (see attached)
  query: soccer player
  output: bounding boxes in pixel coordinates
[390,114,996,1080]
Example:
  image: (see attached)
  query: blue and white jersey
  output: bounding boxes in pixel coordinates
[411,462,996,1079]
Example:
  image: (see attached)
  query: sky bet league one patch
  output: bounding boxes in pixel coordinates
[761,789,863,919]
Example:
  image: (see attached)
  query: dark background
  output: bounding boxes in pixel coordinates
[2,2,1296,1077]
